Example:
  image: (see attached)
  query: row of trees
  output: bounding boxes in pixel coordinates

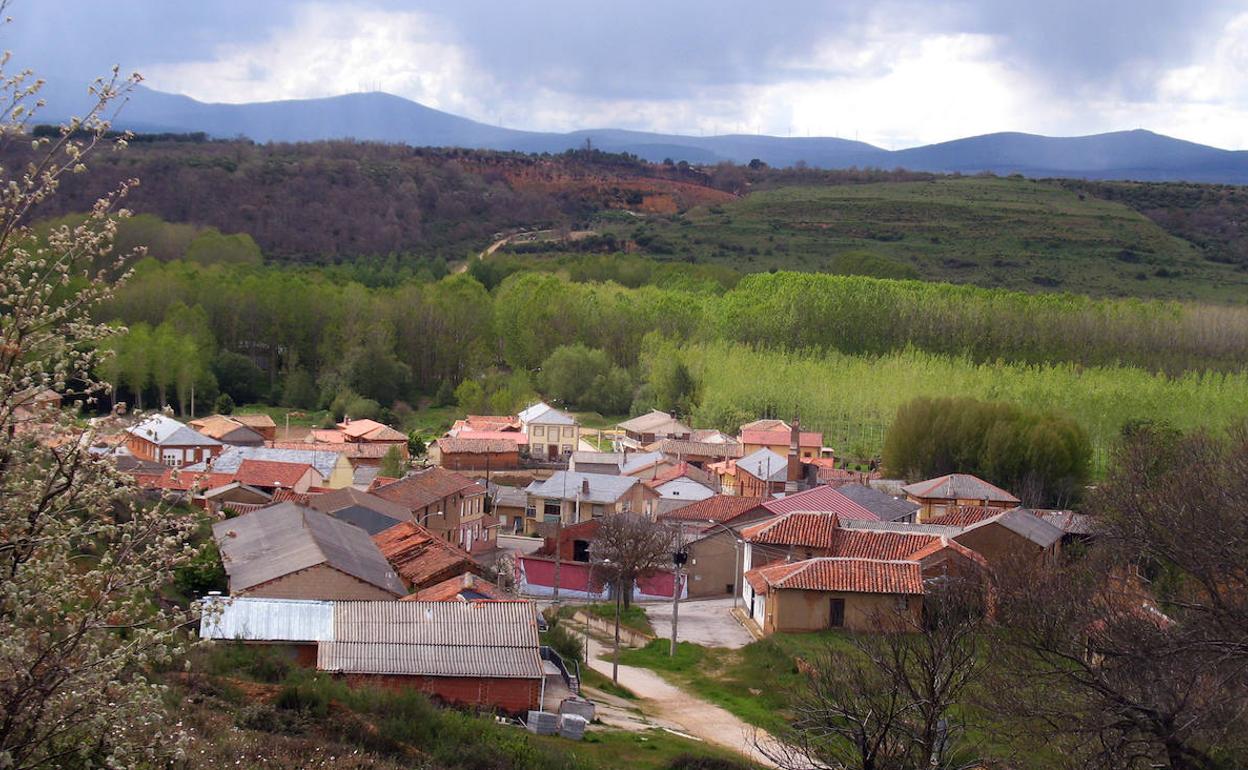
[882,396,1091,507]
[768,426,1248,769]
[97,256,1248,423]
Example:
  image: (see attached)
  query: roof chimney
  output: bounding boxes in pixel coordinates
[582,478,590,496]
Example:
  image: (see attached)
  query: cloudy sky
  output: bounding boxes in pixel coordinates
[9,0,1248,149]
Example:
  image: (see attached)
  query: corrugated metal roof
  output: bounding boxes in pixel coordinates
[333,600,538,646]
[199,596,335,641]
[762,486,880,521]
[519,402,576,426]
[840,519,964,536]
[317,642,543,679]
[962,507,1064,548]
[833,483,920,522]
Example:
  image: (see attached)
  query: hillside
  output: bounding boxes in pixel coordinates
[38,81,1248,182]
[580,176,1248,302]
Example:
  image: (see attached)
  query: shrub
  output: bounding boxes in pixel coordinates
[276,682,330,718]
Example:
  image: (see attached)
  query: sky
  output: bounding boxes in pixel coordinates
[8,0,1248,149]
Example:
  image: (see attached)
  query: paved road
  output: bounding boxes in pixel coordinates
[581,633,778,767]
[645,597,756,649]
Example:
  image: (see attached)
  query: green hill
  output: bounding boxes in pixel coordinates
[601,176,1248,303]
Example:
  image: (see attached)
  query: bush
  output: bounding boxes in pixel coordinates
[213,393,235,415]
[173,542,227,597]
[543,620,585,664]
[276,682,330,718]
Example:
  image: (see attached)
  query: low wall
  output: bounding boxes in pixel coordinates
[572,610,653,649]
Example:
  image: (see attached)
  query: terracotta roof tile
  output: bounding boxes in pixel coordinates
[741,511,841,548]
[928,505,1009,527]
[235,459,316,489]
[409,573,514,602]
[829,529,942,560]
[373,521,482,590]
[373,468,482,511]
[746,557,924,595]
[658,495,766,525]
[762,486,879,521]
[437,436,520,454]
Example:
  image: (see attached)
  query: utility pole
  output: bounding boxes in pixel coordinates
[670,524,687,656]
[553,472,566,603]
[611,562,622,683]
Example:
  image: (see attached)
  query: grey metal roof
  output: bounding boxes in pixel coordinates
[734,448,789,482]
[525,471,639,504]
[353,465,381,488]
[569,451,623,469]
[518,401,576,426]
[311,487,412,534]
[834,483,920,522]
[840,519,964,536]
[127,414,222,447]
[199,596,334,641]
[317,642,543,679]
[194,446,343,481]
[213,502,406,596]
[963,508,1064,548]
[620,451,665,475]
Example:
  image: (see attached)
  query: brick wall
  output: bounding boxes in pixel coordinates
[242,564,398,601]
[338,673,541,714]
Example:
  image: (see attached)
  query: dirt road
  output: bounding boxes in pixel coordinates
[580,634,779,767]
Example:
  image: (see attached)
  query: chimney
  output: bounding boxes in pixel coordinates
[788,415,802,483]
[581,478,590,496]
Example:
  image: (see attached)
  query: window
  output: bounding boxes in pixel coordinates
[894,596,908,612]
[592,503,604,518]
[561,444,572,454]
[563,426,574,437]
[533,426,544,437]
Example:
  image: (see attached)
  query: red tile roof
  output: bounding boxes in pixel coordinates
[740,429,823,447]
[658,495,766,525]
[437,436,521,454]
[372,467,482,511]
[408,573,514,602]
[762,486,879,521]
[267,440,393,459]
[928,505,1012,527]
[153,469,235,492]
[829,528,942,560]
[271,488,313,505]
[234,459,315,489]
[741,512,841,548]
[373,521,482,589]
[746,557,923,595]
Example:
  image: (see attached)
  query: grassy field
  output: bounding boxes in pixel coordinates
[596,177,1248,303]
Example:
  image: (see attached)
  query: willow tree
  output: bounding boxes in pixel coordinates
[0,59,204,768]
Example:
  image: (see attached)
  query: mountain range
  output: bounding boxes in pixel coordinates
[41,81,1248,183]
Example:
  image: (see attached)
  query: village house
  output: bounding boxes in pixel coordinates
[213,502,407,600]
[372,468,493,554]
[267,439,395,467]
[488,483,529,535]
[568,451,627,475]
[739,512,991,634]
[193,445,356,488]
[745,557,925,633]
[189,414,266,446]
[642,462,717,503]
[645,438,743,468]
[331,417,409,453]
[232,413,278,441]
[518,401,579,460]
[738,419,827,462]
[710,447,789,497]
[125,414,223,467]
[616,410,692,449]
[373,468,492,553]
[307,486,413,535]
[448,414,522,435]
[373,520,485,592]
[200,597,546,714]
[928,505,1065,566]
[523,471,659,530]
[901,473,1021,521]
[233,458,323,494]
[434,435,522,471]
